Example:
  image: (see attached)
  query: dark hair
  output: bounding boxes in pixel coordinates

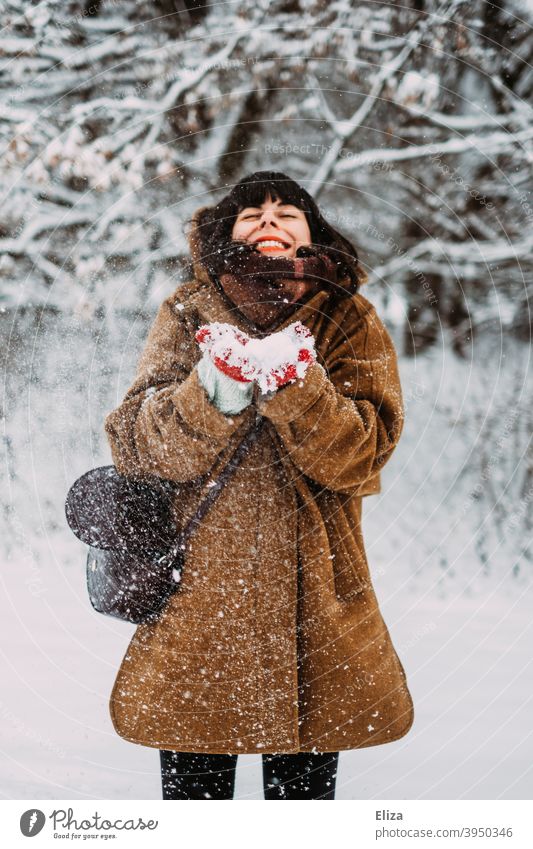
[194,170,367,291]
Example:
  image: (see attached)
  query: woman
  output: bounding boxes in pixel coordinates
[104,171,415,800]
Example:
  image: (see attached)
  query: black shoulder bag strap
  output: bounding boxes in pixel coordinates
[160,413,265,573]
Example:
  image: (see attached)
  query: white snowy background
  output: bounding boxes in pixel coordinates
[1,0,532,799]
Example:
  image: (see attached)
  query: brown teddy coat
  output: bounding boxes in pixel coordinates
[103,208,415,754]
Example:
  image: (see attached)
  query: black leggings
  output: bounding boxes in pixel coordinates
[159,749,339,800]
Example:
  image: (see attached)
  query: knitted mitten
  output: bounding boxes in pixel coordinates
[255,321,316,393]
[196,350,253,414]
[195,320,317,404]
[195,323,260,382]
[195,323,259,415]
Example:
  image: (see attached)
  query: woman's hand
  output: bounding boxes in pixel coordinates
[196,351,254,414]
[195,321,317,395]
[195,323,261,383]
[260,322,316,392]
[195,323,258,415]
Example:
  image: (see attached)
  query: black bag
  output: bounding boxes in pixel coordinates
[85,545,180,625]
[65,418,264,624]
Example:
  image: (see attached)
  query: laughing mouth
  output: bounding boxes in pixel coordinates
[253,238,291,251]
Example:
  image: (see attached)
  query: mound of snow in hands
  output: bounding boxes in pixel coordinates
[195,320,317,393]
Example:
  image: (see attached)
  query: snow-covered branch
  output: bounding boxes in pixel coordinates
[0,0,530,350]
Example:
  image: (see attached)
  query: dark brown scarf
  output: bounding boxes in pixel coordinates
[209,241,342,332]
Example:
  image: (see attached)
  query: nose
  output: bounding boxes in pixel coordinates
[259,209,279,228]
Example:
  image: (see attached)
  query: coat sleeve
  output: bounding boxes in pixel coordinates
[255,299,404,495]
[104,292,256,482]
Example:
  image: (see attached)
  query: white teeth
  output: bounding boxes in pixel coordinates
[256,240,287,248]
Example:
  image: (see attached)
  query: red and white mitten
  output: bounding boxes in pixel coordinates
[195,323,260,383]
[195,320,317,396]
[248,321,317,394]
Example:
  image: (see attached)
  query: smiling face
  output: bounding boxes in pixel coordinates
[231,193,312,258]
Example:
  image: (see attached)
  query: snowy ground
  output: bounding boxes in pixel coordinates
[1,307,531,800]
[1,542,530,800]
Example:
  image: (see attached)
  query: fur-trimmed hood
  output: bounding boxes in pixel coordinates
[187,205,215,285]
